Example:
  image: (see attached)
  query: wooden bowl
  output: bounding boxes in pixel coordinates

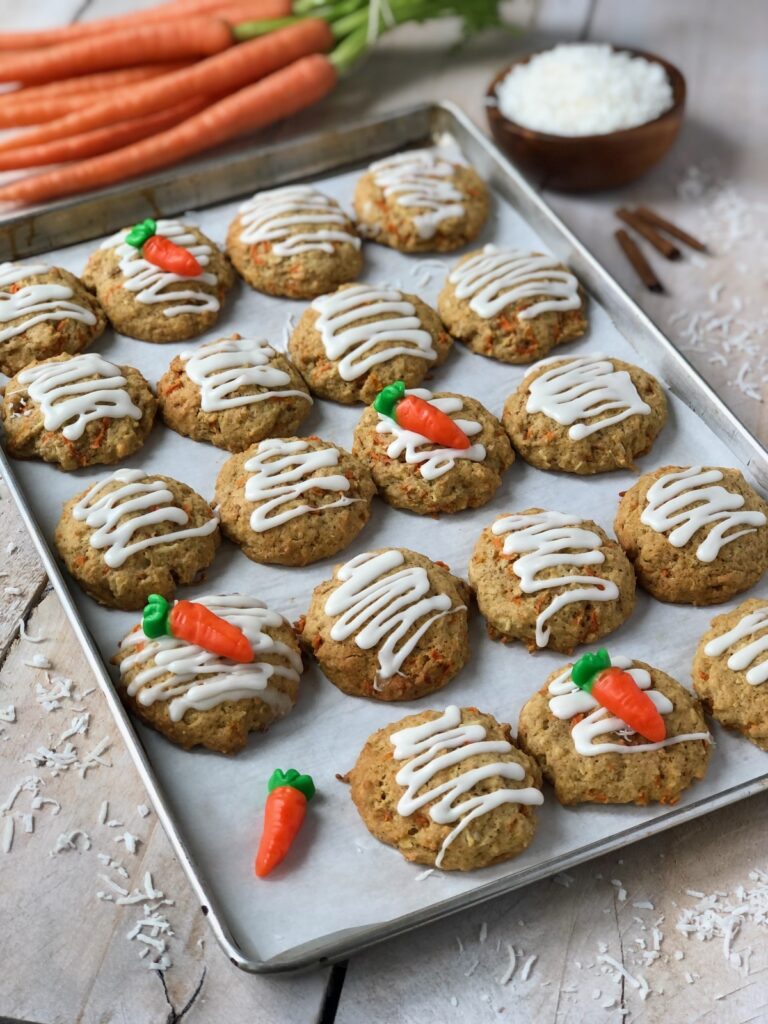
[486,48,686,192]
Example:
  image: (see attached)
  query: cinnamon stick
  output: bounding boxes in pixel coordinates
[634,206,708,252]
[616,207,681,260]
[615,229,663,293]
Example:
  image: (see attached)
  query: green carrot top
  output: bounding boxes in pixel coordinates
[126,217,157,249]
[268,768,315,802]
[142,593,172,639]
[373,380,406,419]
[571,649,611,691]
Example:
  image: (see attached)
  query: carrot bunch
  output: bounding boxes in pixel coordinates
[0,0,506,207]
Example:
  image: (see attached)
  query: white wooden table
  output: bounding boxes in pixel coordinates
[2,2,767,1021]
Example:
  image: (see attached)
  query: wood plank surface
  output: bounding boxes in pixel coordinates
[1,0,767,1021]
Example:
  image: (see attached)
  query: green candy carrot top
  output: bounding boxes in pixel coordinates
[373,380,471,450]
[255,768,315,878]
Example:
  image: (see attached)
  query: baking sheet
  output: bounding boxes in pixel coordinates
[3,113,768,971]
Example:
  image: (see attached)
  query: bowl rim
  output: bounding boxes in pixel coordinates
[486,44,686,145]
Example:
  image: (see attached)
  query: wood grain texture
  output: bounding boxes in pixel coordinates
[1,0,767,1021]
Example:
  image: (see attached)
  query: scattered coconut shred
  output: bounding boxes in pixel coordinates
[0,595,175,975]
[494,43,674,136]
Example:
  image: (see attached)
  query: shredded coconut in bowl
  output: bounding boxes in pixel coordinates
[495,43,675,137]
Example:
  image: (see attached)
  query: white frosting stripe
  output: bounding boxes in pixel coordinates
[548,655,710,756]
[72,467,218,569]
[704,607,768,685]
[238,185,360,256]
[324,550,464,682]
[119,594,300,722]
[391,705,543,867]
[0,261,97,343]
[180,336,311,413]
[311,283,437,382]
[492,511,619,648]
[449,244,581,320]
[101,219,219,318]
[17,354,141,441]
[640,467,767,563]
[525,355,651,439]
[370,149,465,240]
[244,438,356,532]
[375,388,485,480]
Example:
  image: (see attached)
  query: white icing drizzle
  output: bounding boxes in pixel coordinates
[0,261,97,343]
[17,353,141,441]
[324,550,464,682]
[640,467,767,563]
[704,606,768,685]
[244,437,356,532]
[390,704,543,868]
[180,336,311,413]
[491,511,619,648]
[311,283,437,381]
[238,185,360,256]
[369,149,465,240]
[525,355,651,439]
[72,467,218,569]
[548,655,711,756]
[118,594,300,722]
[448,244,581,320]
[100,219,219,318]
[374,387,485,480]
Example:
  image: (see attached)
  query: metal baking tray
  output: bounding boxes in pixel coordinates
[2,103,768,973]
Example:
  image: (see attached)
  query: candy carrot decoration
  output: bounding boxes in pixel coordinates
[571,649,666,743]
[373,380,470,450]
[126,217,203,276]
[255,768,315,878]
[142,594,253,663]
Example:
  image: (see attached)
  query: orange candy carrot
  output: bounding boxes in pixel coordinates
[255,769,315,878]
[142,594,253,663]
[373,380,471,450]
[0,20,333,154]
[571,650,666,743]
[0,53,338,206]
[0,17,233,85]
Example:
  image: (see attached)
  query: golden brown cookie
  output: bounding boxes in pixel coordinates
[518,657,711,806]
[2,353,156,471]
[82,218,234,342]
[692,598,768,750]
[226,185,362,298]
[113,594,302,754]
[438,245,587,364]
[215,436,375,567]
[299,548,470,701]
[157,334,311,452]
[349,705,542,870]
[353,149,489,253]
[352,387,514,514]
[468,509,636,654]
[614,465,768,605]
[0,262,106,377]
[502,354,667,473]
[288,283,452,405]
[55,468,220,610]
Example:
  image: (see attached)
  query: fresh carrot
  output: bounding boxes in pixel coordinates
[0,94,96,128]
[142,594,254,663]
[0,0,290,49]
[571,650,667,743]
[0,98,208,171]
[0,64,190,104]
[0,53,337,205]
[0,20,333,153]
[0,17,234,86]
[255,769,315,877]
[373,380,471,450]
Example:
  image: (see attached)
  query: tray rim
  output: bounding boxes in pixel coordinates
[2,99,768,974]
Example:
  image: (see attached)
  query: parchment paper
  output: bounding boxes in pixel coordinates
[7,141,768,966]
